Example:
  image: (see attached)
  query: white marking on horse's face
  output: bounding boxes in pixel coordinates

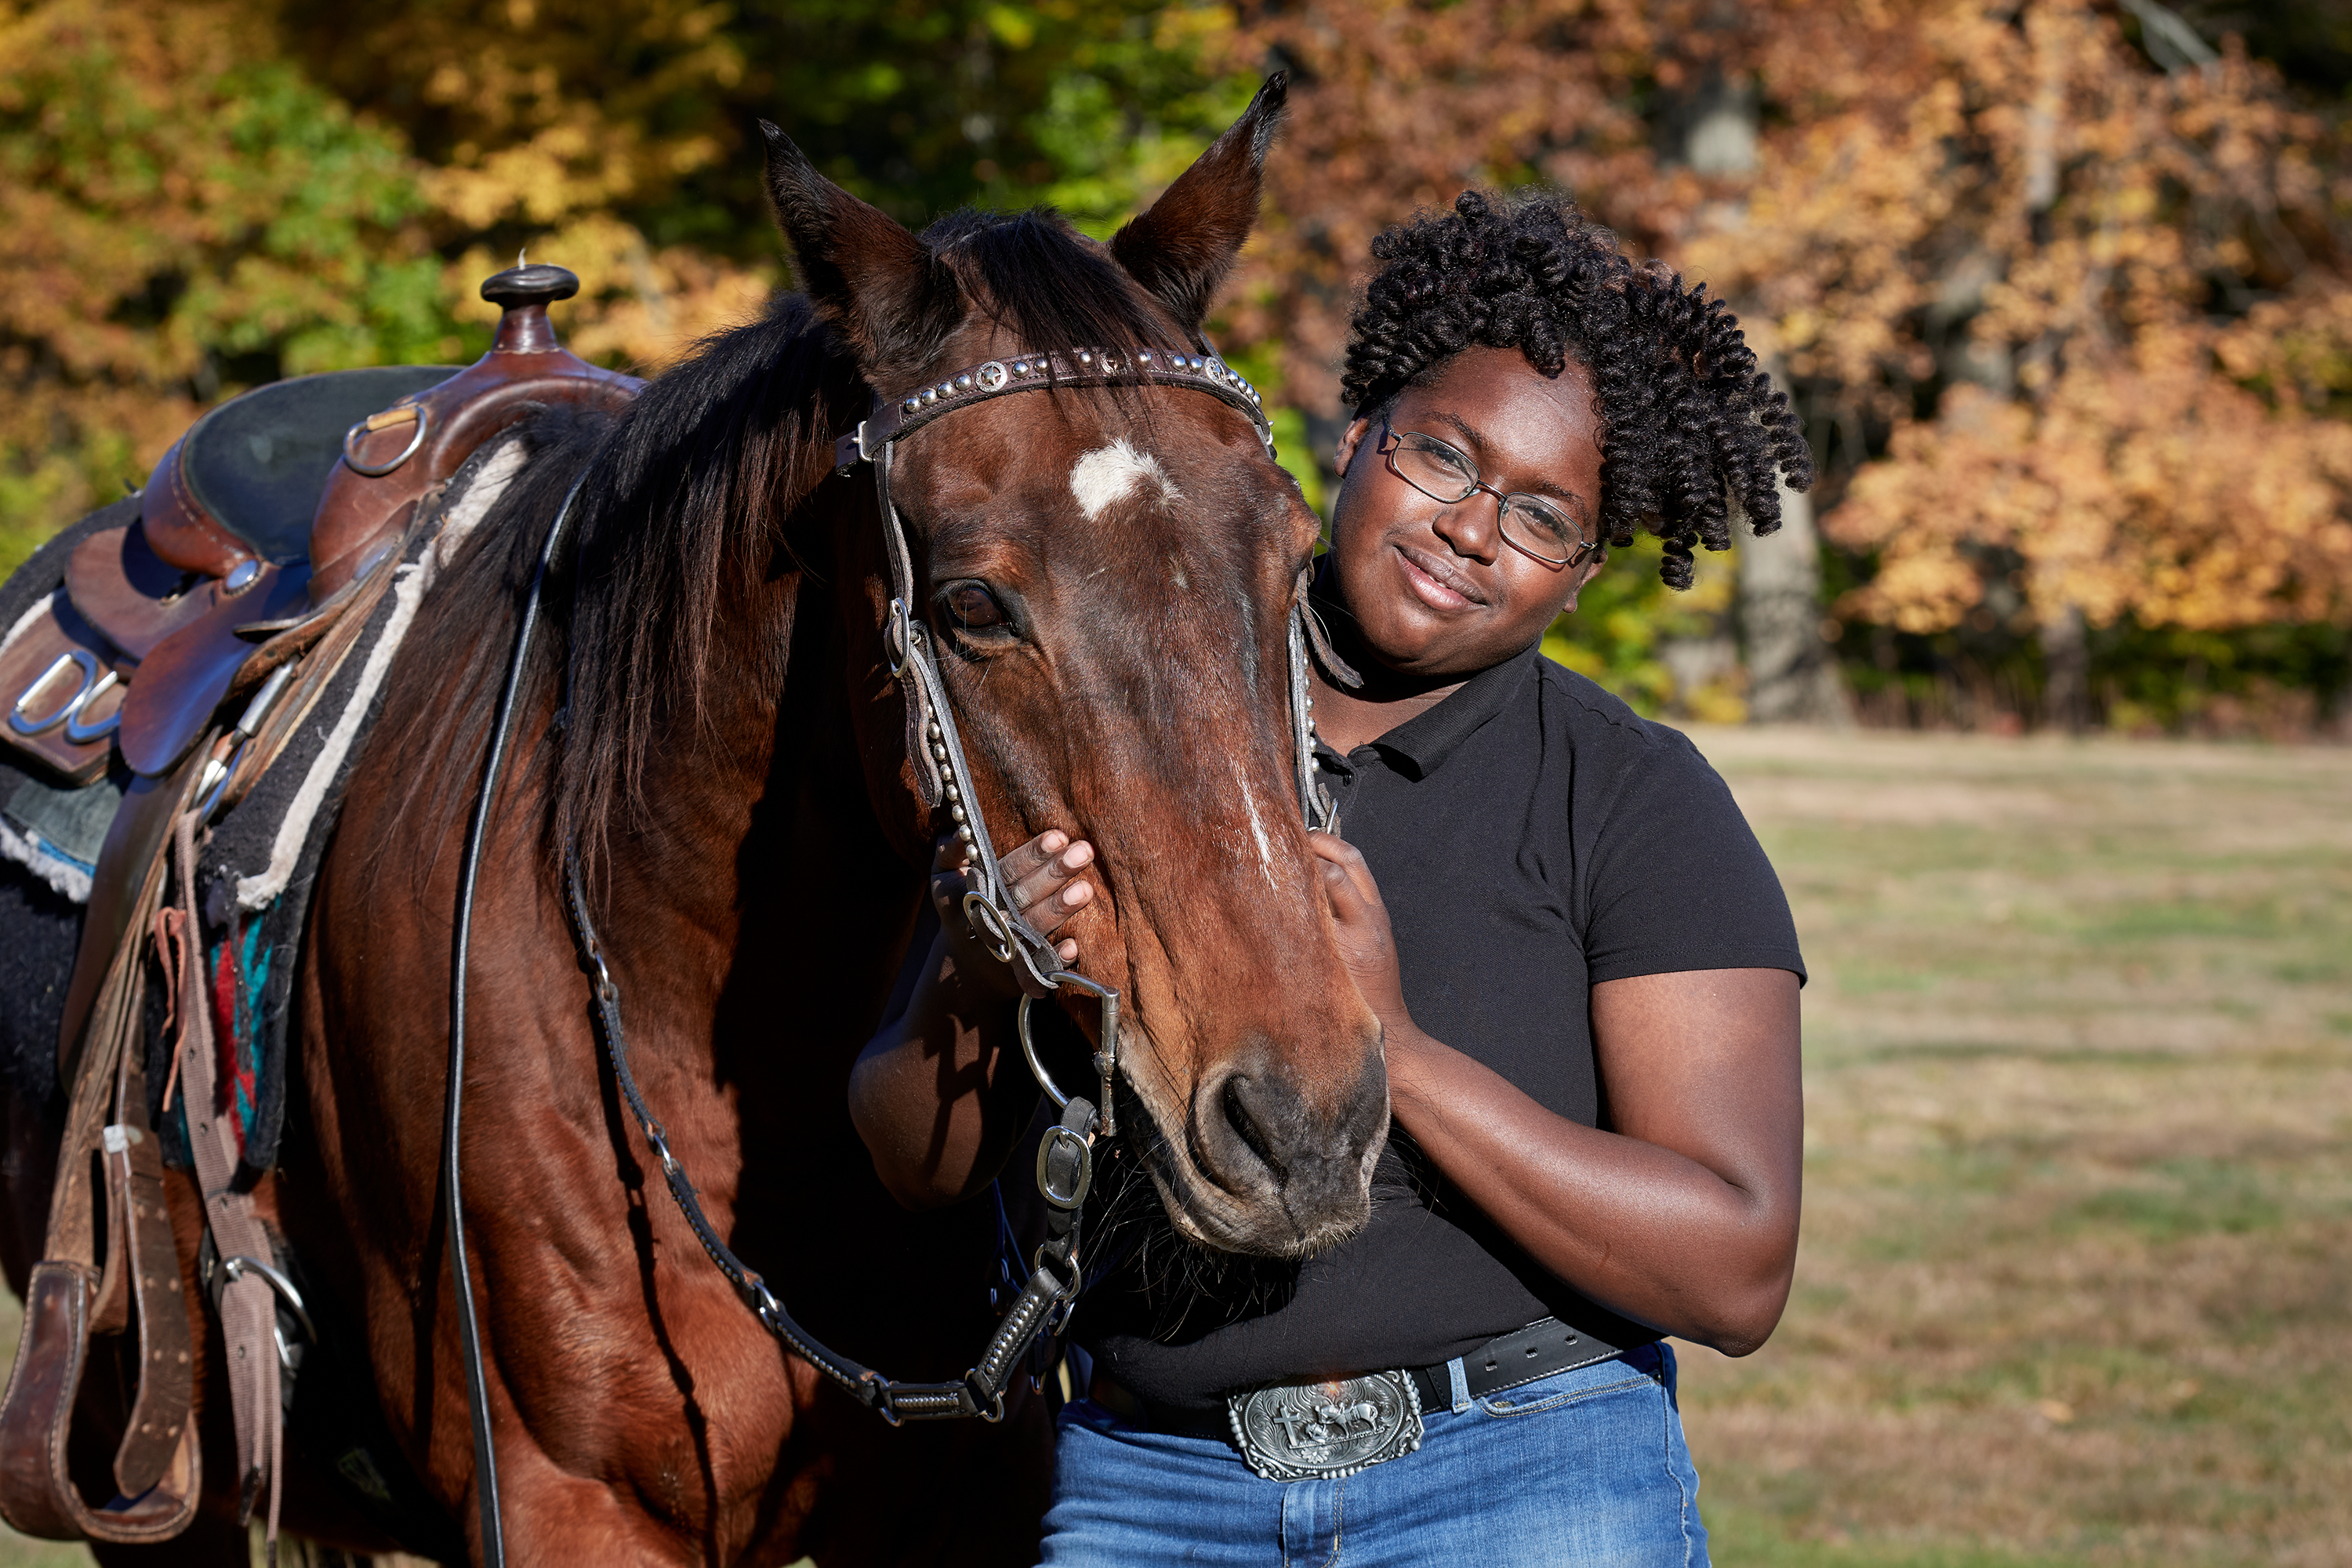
[1237,774,1280,893]
[1069,438,1181,521]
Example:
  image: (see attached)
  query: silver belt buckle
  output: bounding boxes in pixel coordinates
[1225,1370,1425,1482]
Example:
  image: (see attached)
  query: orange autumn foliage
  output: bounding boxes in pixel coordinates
[1739,2,2352,634]
[1218,0,2352,636]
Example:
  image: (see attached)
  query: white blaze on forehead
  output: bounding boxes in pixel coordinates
[1069,438,1181,521]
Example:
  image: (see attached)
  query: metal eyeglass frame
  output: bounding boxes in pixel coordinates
[1377,416,1604,569]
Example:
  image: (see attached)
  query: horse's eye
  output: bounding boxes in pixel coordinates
[943,582,1008,632]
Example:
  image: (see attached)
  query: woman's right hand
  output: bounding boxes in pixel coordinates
[930,828,1095,997]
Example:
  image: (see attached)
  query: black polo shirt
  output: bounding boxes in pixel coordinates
[1077,644,1806,1410]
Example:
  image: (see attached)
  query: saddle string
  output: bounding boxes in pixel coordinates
[170,811,288,1559]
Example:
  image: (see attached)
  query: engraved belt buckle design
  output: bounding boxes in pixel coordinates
[1225,1370,1425,1482]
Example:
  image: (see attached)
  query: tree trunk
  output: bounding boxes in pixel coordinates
[1678,67,1853,727]
[2038,601,2090,731]
[1740,475,1853,724]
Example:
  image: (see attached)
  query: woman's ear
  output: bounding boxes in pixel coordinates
[1559,551,1607,615]
[1334,416,1372,478]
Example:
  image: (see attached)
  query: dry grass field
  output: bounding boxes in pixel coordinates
[1682,727,2352,1567]
[3,727,2346,1565]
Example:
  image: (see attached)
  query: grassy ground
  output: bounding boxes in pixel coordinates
[3,728,2345,1564]
[1679,727,2352,1567]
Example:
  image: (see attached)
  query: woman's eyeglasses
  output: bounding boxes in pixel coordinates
[1378,418,1602,568]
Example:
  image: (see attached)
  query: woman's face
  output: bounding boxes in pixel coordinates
[1328,345,1606,682]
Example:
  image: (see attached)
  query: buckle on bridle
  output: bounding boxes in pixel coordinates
[1035,1123,1093,1210]
[832,423,870,476]
[884,598,916,679]
[961,891,1018,964]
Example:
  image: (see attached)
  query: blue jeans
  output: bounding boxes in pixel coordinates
[1042,1342,1708,1566]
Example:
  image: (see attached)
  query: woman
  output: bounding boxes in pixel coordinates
[851,190,1810,1565]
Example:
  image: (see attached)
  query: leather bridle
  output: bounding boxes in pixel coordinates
[833,345,1338,990]
[447,344,1345,1562]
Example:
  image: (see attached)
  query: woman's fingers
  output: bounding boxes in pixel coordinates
[1014,848,1094,936]
[940,826,1096,971]
[996,829,1070,886]
[1306,831,1385,916]
[996,829,1094,937]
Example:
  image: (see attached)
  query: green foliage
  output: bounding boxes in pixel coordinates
[2095,622,2351,737]
[1542,537,1740,719]
[0,2,471,567]
[745,1,1246,234]
[286,0,1247,256]
[1833,612,2351,737]
[1221,339,1327,517]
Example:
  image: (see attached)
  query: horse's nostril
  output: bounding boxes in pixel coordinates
[1220,1075,1287,1180]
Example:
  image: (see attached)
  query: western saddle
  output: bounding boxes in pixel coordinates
[0,263,640,1545]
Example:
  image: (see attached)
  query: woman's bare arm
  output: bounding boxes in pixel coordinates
[1314,834,1802,1355]
[848,831,1095,1208]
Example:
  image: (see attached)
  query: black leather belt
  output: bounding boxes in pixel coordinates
[1091,1316,1661,1444]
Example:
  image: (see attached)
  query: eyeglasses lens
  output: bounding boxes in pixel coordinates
[1502,499,1583,561]
[1389,434,1479,503]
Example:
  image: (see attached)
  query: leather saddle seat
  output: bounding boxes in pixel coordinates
[2,263,640,787]
[149,365,461,572]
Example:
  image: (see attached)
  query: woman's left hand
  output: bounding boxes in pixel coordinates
[1308,833,1417,1050]
[931,829,1095,999]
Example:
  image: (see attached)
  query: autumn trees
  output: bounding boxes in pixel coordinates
[1211,0,2350,729]
[3,0,2345,729]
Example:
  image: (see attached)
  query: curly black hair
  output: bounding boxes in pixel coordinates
[1341,190,1813,589]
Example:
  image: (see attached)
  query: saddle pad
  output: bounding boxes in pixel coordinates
[0,499,140,1109]
[174,431,534,1181]
[180,365,456,563]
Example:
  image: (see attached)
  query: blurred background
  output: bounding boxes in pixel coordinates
[2,1,2347,1564]
[6,0,2351,735]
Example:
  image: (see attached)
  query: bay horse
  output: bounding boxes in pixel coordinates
[4,76,1389,1562]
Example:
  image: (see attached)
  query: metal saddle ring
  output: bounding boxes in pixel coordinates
[342,403,430,477]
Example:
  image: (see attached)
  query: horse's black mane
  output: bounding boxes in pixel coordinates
[370,205,1185,885]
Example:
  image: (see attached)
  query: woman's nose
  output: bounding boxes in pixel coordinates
[1430,489,1503,562]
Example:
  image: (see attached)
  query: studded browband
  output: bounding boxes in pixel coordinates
[832,346,1274,474]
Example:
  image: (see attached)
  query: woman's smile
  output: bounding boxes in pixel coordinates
[1394,540,1489,610]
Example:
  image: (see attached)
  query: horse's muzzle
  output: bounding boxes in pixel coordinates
[1181,1040,1390,1257]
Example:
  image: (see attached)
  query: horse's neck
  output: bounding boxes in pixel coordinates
[585,509,973,1348]
[596,507,924,1125]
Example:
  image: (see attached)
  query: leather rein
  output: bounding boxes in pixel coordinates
[446,344,1341,1560]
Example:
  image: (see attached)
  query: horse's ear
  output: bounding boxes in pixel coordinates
[1109,74,1288,332]
[760,121,964,383]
